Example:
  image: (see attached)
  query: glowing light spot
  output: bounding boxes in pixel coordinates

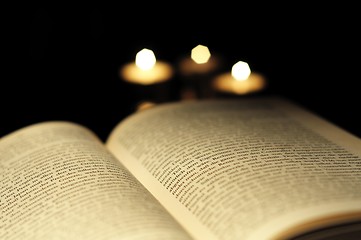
[232,61,251,81]
[135,48,156,70]
[191,45,211,64]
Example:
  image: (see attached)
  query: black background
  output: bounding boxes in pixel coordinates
[2,4,360,141]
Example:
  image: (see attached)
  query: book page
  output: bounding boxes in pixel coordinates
[106,97,361,240]
[0,121,193,240]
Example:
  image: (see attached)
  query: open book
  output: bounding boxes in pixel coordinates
[1,96,361,240]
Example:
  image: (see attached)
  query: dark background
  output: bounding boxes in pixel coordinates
[2,5,360,141]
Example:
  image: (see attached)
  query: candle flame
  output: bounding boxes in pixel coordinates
[232,61,251,81]
[191,45,211,64]
[135,48,156,70]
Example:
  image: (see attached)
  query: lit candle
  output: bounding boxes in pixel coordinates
[178,44,221,76]
[212,60,267,96]
[119,48,176,105]
[120,48,174,85]
[178,44,222,99]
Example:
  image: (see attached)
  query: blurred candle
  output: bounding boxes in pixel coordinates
[178,44,222,99]
[120,48,173,85]
[178,44,220,76]
[120,48,176,105]
[212,61,266,95]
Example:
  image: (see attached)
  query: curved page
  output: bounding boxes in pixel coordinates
[106,97,361,240]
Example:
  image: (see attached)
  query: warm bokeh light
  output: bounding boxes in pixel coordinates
[191,45,211,64]
[136,101,156,111]
[121,49,173,85]
[135,48,156,70]
[212,60,266,95]
[232,61,251,81]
